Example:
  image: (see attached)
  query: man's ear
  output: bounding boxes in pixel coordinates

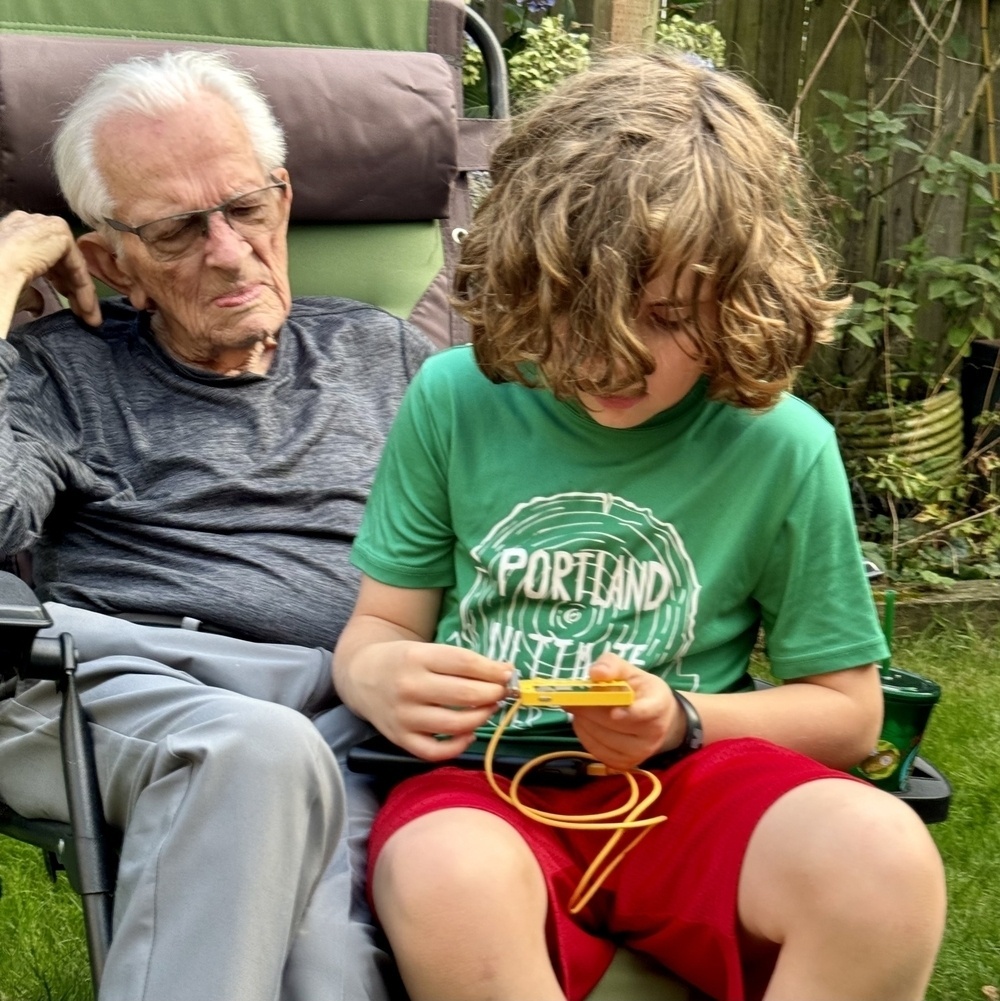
[77,232,150,309]
[273,166,291,195]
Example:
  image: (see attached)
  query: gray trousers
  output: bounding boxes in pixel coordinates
[0,603,396,1001]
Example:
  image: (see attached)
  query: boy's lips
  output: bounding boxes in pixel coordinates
[593,394,646,410]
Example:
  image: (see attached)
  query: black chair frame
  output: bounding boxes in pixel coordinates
[0,571,117,991]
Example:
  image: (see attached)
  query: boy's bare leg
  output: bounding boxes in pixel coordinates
[372,808,566,1001]
[738,778,946,1001]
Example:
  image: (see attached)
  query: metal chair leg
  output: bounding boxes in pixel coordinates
[55,634,116,990]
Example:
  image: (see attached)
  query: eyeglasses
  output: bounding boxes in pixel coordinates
[104,177,288,262]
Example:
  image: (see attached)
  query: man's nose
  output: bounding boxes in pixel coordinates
[202,209,250,266]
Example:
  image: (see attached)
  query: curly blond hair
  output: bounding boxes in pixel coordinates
[454,49,846,410]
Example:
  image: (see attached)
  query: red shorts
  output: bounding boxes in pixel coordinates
[368,737,860,1001]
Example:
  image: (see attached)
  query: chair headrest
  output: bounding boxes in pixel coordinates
[0,34,458,223]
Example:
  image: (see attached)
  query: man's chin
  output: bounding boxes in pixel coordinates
[216,303,289,349]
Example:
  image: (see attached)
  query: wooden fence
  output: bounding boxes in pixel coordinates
[702,2,997,271]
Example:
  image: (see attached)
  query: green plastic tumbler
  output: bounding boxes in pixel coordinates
[852,666,941,791]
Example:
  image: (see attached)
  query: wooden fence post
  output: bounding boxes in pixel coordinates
[477,0,507,42]
[589,0,659,46]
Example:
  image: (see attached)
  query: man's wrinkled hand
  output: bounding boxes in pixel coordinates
[1,211,102,332]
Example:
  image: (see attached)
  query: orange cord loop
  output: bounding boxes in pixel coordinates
[483,699,667,914]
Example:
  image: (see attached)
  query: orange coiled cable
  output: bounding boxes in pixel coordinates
[483,698,667,914]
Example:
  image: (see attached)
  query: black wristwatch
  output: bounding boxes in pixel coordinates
[641,689,704,769]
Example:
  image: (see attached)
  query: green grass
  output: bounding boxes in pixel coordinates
[1,618,998,1000]
[0,839,90,1001]
[904,619,1000,1001]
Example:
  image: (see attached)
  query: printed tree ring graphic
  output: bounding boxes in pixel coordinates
[459,492,701,688]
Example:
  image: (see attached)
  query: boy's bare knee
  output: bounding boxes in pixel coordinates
[373,808,543,920]
[740,779,946,947]
[372,810,562,1001]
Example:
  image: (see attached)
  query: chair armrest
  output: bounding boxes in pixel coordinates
[895,756,952,824]
[0,570,53,676]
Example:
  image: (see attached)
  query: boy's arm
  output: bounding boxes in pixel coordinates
[688,662,883,769]
[577,657,883,772]
[333,574,512,761]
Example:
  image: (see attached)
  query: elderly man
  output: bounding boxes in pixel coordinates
[0,50,432,1000]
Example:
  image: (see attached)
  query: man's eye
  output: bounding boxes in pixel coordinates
[228,199,267,220]
[146,216,199,245]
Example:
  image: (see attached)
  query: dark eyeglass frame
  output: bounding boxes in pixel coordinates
[103,176,288,256]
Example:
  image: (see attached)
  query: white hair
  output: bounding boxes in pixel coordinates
[53,49,287,228]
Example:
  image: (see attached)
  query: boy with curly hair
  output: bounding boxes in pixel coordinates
[334,50,946,1001]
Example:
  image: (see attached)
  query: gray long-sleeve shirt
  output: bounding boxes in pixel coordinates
[0,297,433,650]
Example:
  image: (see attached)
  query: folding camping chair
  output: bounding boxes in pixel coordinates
[0,2,950,998]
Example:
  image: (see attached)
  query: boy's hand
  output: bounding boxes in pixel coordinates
[570,654,684,771]
[359,641,512,762]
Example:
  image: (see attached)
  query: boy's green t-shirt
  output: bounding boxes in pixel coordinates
[351,346,889,745]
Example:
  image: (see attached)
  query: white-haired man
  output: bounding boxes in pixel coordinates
[0,50,431,1001]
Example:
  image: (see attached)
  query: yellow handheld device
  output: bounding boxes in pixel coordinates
[510,677,634,707]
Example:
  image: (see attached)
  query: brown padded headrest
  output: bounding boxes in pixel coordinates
[0,34,458,223]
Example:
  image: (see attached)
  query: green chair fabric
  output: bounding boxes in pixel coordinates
[588,950,698,1001]
[1,0,436,51]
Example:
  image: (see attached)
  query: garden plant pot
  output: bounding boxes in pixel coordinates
[833,386,965,482]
